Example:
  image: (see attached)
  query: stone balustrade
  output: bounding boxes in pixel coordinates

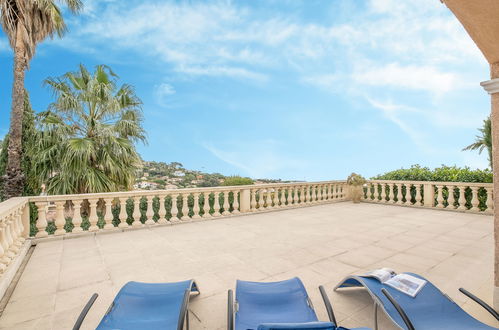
[27,181,347,238]
[364,180,494,213]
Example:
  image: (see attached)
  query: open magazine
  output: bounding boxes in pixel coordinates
[363,268,427,298]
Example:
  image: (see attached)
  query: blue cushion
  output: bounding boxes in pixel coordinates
[235,277,319,330]
[257,321,336,330]
[96,280,194,330]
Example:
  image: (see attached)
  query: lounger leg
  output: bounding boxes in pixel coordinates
[374,302,378,330]
[186,310,190,330]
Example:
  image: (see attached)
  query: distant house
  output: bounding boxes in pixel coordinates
[173,170,185,177]
[135,181,159,190]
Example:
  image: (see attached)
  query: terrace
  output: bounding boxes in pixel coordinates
[0,180,497,329]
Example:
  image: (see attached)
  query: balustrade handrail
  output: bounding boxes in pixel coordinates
[27,180,347,202]
[368,179,493,187]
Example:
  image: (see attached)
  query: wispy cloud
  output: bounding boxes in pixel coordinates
[203,141,310,179]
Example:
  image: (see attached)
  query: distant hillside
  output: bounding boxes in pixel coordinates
[134,161,288,190]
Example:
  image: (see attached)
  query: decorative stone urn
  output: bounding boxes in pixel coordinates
[346,173,366,203]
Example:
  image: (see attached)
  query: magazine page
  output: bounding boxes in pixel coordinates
[363,268,396,283]
[385,273,427,297]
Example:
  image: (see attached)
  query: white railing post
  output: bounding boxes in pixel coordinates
[447,185,456,209]
[132,196,143,227]
[232,190,240,214]
[458,186,467,210]
[192,193,201,219]
[104,198,116,229]
[72,200,84,233]
[118,197,130,228]
[202,193,212,219]
[181,193,191,221]
[88,199,99,232]
[54,201,66,235]
[35,202,48,238]
[222,191,231,215]
[470,187,480,212]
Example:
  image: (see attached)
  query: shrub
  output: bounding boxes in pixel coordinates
[222,176,254,186]
[372,165,492,183]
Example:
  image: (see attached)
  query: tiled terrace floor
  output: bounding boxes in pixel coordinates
[0,202,498,329]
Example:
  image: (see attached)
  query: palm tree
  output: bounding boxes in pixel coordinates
[33,64,147,195]
[0,0,82,198]
[463,116,492,169]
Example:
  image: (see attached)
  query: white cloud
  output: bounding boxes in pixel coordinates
[154,83,176,107]
[203,141,310,179]
[352,63,465,94]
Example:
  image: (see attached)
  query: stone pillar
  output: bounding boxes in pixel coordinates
[423,183,434,207]
[481,63,499,309]
[240,189,251,213]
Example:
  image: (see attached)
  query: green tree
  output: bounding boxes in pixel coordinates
[0,91,39,199]
[1,0,82,198]
[222,176,254,186]
[463,116,492,169]
[33,64,147,195]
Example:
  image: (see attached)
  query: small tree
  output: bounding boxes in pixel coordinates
[463,116,492,169]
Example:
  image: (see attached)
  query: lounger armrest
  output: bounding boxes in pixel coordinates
[257,321,336,330]
[72,293,98,330]
[459,288,499,321]
[381,289,415,330]
[318,285,338,326]
[228,289,234,330]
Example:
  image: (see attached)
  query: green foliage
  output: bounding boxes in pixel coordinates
[222,176,254,186]
[32,64,147,195]
[372,165,492,183]
[463,117,492,169]
[0,91,40,199]
[346,173,366,186]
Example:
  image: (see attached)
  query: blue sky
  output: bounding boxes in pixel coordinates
[0,0,492,181]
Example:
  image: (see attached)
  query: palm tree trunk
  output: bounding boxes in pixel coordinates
[4,25,27,199]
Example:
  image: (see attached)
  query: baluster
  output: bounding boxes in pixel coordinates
[275,188,281,207]
[118,197,130,228]
[447,185,456,209]
[415,185,422,206]
[54,201,66,235]
[232,191,240,213]
[132,196,143,227]
[388,184,395,203]
[396,184,403,204]
[35,202,48,238]
[470,187,480,211]
[250,190,257,211]
[364,183,370,201]
[5,217,17,256]
[104,198,115,229]
[192,193,202,219]
[170,194,180,222]
[267,189,274,209]
[318,185,323,202]
[11,212,22,248]
[380,184,386,203]
[0,221,12,265]
[304,186,310,204]
[202,193,212,218]
[0,221,7,273]
[213,192,221,217]
[145,196,156,225]
[157,195,169,224]
[293,186,300,205]
[181,193,191,220]
[88,199,99,231]
[14,210,24,246]
[486,188,494,214]
[310,185,316,203]
[457,186,467,210]
[222,191,231,215]
[435,185,444,208]
[372,183,378,202]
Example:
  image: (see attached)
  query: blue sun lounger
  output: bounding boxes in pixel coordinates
[227,277,370,330]
[73,280,200,330]
[335,272,499,330]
